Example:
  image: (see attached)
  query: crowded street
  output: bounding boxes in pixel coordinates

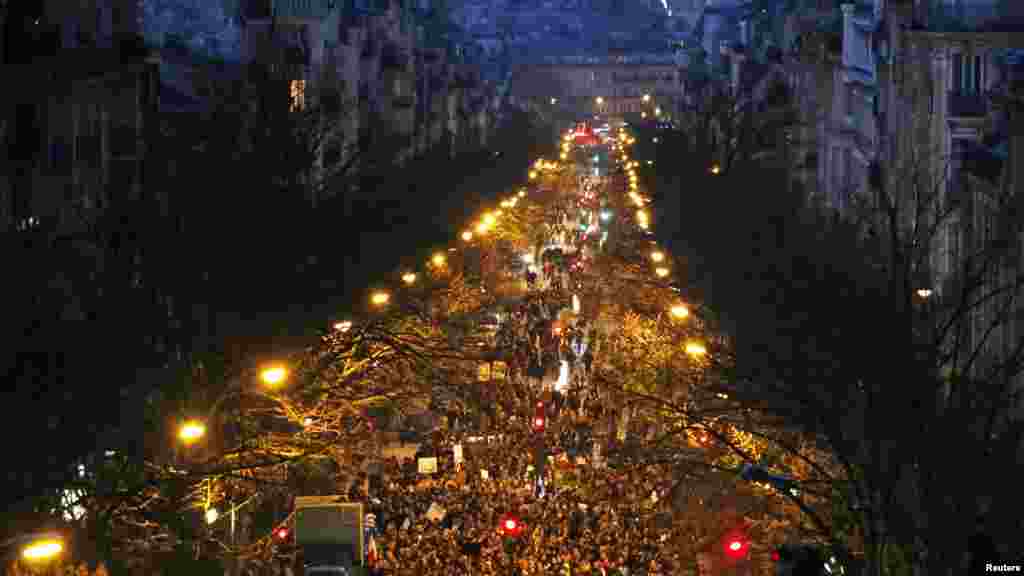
[349,125,684,575]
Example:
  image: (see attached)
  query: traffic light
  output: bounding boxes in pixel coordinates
[723,531,750,560]
[533,402,546,433]
[275,526,289,541]
[499,514,524,538]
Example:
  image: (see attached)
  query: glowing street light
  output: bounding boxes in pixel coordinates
[371,291,391,307]
[334,320,352,332]
[402,272,417,285]
[21,538,63,562]
[205,508,220,525]
[462,230,474,242]
[260,365,288,387]
[529,170,537,180]
[651,251,665,263]
[518,190,526,198]
[670,304,690,319]
[432,252,447,268]
[476,221,490,235]
[655,267,670,278]
[595,97,604,105]
[178,420,206,445]
[710,163,721,175]
[685,341,708,357]
[916,288,933,299]
[643,93,651,103]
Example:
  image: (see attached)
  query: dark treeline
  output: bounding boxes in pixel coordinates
[0,89,554,520]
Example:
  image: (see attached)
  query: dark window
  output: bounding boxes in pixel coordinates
[109,123,136,157]
[50,136,71,174]
[108,160,136,205]
[248,0,272,18]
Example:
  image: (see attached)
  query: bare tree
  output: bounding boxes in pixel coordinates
[655,76,1024,575]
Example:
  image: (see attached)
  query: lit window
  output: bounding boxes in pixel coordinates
[290,79,306,112]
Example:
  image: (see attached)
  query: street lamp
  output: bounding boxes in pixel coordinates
[655,267,670,278]
[476,222,489,235]
[178,420,206,445]
[916,288,933,299]
[371,291,391,307]
[710,163,721,175]
[431,252,447,268]
[685,341,707,357]
[402,272,417,285]
[595,97,604,105]
[21,538,63,562]
[205,507,220,525]
[529,170,537,180]
[260,365,288,388]
[643,93,651,103]
[650,251,665,263]
[462,230,473,242]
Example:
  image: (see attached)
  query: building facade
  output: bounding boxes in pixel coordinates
[241,0,496,180]
[0,0,157,234]
[509,62,683,119]
[771,0,1024,411]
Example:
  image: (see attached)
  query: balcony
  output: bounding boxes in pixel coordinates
[947,91,987,119]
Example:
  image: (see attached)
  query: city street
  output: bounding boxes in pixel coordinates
[351,123,690,576]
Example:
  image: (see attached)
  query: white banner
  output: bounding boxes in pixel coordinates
[418,457,438,474]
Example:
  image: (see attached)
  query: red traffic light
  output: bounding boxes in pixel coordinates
[724,535,749,559]
[276,527,289,540]
[500,514,523,537]
[533,403,546,432]
[771,550,781,562]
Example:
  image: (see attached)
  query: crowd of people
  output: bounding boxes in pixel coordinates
[362,384,682,576]
[348,174,690,575]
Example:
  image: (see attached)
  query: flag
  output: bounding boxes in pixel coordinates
[367,534,379,566]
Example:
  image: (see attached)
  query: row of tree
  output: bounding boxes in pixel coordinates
[3,145,820,574]
[0,63,556,526]
[636,77,1024,574]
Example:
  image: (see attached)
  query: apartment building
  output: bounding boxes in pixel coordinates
[509,62,683,119]
[240,0,494,174]
[762,0,1024,417]
[0,0,158,234]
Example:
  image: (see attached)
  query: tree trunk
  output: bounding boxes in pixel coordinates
[860,489,887,576]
